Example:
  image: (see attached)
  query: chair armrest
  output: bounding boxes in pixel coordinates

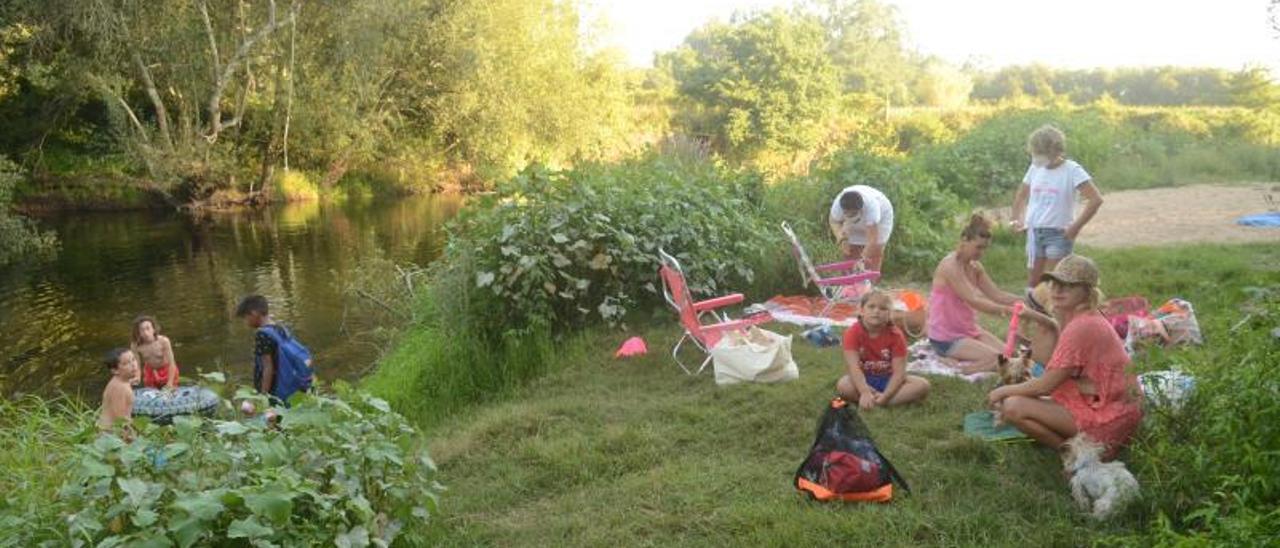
[701,315,769,334]
[814,271,881,287]
[814,260,859,273]
[693,293,745,312]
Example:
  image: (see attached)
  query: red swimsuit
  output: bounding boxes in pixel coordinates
[142,363,179,389]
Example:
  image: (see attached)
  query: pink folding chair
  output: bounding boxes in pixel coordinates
[780,221,881,317]
[658,249,771,375]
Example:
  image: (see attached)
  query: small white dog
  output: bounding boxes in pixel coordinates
[1061,434,1140,520]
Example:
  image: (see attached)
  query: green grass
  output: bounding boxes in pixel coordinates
[0,396,96,542]
[400,240,1279,546]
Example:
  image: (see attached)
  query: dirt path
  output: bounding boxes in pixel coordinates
[993,183,1280,248]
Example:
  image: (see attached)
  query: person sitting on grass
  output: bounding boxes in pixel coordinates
[131,315,179,390]
[837,290,930,409]
[98,348,138,438]
[927,214,1052,374]
[987,255,1142,459]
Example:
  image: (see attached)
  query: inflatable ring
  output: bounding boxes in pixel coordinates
[133,386,221,423]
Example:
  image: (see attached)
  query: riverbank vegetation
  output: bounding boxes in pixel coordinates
[0,382,441,546]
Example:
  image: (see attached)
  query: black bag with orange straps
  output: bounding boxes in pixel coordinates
[794,397,910,502]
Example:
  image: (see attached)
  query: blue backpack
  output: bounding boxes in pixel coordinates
[255,324,314,405]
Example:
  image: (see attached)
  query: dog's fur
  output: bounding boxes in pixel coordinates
[992,349,1034,427]
[996,348,1033,386]
[1061,434,1140,520]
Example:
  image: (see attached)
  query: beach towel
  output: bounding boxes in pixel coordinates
[905,339,994,383]
[963,410,1030,442]
[761,295,859,326]
[1236,212,1280,227]
[759,290,927,328]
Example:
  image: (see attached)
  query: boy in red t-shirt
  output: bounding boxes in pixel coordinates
[837,290,931,410]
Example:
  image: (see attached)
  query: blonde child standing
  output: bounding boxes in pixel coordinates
[836,290,930,409]
[1010,125,1104,295]
[131,315,179,390]
[98,348,138,436]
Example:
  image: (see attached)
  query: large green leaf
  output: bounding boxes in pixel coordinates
[173,491,225,521]
[244,492,294,524]
[226,517,274,539]
[116,477,151,508]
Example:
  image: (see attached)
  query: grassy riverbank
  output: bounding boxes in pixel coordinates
[381,241,1279,545]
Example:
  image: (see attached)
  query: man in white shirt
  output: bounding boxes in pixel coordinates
[828,184,894,272]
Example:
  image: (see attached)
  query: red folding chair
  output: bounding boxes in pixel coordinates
[658,249,771,375]
[781,221,881,317]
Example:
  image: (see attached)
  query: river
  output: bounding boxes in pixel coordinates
[0,195,461,400]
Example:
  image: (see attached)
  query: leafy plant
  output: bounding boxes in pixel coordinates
[15,385,441,547]
[445,154,771,333]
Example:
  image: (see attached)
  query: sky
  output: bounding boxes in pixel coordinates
[588,0,1280,75]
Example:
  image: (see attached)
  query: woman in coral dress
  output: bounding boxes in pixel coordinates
[987,255,1142,458]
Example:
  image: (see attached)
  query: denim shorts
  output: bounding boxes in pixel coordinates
[1030,227,1074,260]
[928,337,957,357]
[865,374,890,393]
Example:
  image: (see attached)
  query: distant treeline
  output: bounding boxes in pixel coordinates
[971,65,1279,107]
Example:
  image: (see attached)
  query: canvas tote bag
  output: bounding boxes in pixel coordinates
[710,326,799,386]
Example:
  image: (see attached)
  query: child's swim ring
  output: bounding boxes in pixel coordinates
[133,386,220,423]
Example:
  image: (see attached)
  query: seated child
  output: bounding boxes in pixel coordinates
[836,290,931,409]
[131,315,179,390]
[235,294,313,405]
[98,348,138,436]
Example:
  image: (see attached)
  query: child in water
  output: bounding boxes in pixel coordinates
[836,290,931,409]
[131,315,179,390]
[98,348,138,436]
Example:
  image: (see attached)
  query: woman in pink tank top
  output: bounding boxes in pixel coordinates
[988,255,1142,457]
[927,215,1053,374]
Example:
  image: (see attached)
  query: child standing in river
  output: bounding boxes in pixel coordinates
[131,315,180,390]
[98,348,138,437]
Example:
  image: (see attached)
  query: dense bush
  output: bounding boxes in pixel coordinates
[446,155,771,333]
[0,157,56,264]
[765,150,964,279]
[366,153,777,424]
[0,384,440,547]
[1120,285,1280,544]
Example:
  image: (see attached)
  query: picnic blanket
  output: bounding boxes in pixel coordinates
[963,410,1030,442]
[1236,212,1280,227]
[905,339,994,383]
[759,290,928,328]
[760,295,859,327]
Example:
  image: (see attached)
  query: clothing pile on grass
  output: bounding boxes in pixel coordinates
[1101,296,1203,356]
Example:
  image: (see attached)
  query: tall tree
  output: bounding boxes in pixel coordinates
[663,9,840,160]
[804,0,917,103]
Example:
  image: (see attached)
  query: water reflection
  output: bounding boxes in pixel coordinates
[0,195,461,400]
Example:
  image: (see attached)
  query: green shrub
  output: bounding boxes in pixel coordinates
[271,170,320,203]
[367,152,776,425]
[0,157,57,264]
[771,150,964,279]
[1,386,441,547]
[1119,284,1280,544]
[448,154,771,333]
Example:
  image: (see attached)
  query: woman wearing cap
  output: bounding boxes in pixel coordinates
[987,254,1143,458]
[828,184,893,271]
[927,214,1053,374]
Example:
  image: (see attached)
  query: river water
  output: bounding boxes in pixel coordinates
[0,195,461,400]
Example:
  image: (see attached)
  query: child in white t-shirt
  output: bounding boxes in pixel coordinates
[1009,125,1104,294]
